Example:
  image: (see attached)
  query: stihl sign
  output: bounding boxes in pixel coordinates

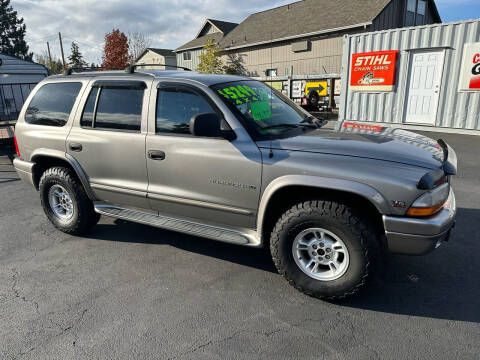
[459,42,480,91]
[350,50,399,92]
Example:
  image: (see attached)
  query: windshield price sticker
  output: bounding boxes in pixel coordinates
[250,101,272,121]
[217,85,259,104]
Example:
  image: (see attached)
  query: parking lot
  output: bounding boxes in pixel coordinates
[0,130,479,360]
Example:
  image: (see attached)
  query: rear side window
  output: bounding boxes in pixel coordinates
[25,82,82,126]
[81,86,144,132]
[156,87,216,135]
[80,87,98,128]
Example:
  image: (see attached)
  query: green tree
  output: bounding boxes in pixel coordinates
[0,0,33,60]
[196,39,223,74]
[223,54,246,75]
[35,51,63,74]
[68,41,87,68]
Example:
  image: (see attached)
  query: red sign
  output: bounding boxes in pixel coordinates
[350,50,399,92]
[459,43,480,91]
[470,53,480,89]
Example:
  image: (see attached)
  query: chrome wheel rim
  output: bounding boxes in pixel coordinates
[48,184,74,220]
[292,228,350,281]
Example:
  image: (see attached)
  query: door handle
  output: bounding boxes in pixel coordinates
[69,143,83,152]
[148,150,166,160]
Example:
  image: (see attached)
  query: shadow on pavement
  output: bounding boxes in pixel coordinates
[86,207,480,324]
[340,206,480,324]
[86,219,277,274]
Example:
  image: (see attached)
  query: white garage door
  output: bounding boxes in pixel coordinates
[404,50,445,125]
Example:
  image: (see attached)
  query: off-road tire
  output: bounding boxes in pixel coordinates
[39,167,99,235]
[270,200,382,300]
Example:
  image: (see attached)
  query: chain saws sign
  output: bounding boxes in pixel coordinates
[459,42,480,91]
[350,50,399,92]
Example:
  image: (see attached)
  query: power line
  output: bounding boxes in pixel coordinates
[62,35,104,52]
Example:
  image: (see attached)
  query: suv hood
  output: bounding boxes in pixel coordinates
[256,125,444,169]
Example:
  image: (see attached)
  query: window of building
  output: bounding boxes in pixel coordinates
[416,0,426,25]
[156,86,216,135]
[81,85,144,132]
[265,69,278,77]
[406,0,427,27]
[183,51,192,61]
[25,82,82,127]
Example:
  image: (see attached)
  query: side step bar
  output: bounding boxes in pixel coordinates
[94,204,261,247]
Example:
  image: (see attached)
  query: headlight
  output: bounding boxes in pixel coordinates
[406,183,450,217]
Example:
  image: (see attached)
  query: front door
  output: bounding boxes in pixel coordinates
[146,83,262,229]
[404,50,445,125]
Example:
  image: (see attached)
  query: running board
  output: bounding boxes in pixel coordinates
[94,204,261,247]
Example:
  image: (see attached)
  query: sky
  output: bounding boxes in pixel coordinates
[11,0,480,65]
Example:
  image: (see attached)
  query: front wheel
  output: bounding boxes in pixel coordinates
[270,200,382,300]
[39,167,100,235]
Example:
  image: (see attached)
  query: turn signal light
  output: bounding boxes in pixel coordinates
[406,202,445,217]
[406,183,450,217]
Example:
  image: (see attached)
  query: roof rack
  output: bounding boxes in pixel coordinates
[125,64,192,73]
[63,67,106,75]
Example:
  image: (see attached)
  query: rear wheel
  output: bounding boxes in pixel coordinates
[270,200,382,300]
[39,167,99,235]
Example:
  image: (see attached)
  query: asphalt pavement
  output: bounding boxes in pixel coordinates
[0,130,479,360]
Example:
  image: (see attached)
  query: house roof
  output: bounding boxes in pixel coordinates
[135,48,175,62]
[176,19,238,52]
[219,0,392,50]
[208,19,238,34]
[0,53,49,75]
[148,48,176,57]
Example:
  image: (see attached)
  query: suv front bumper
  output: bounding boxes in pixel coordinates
[383,188,456,255]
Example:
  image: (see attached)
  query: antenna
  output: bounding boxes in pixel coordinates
[268,30,274,159]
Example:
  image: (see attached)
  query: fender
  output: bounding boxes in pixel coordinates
[257,175,390,237]
[30,148,96,201]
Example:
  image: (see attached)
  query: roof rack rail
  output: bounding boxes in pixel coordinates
[63,67,105,75]
[125,64,192,73]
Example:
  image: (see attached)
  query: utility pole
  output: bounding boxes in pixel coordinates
[58,32,66,69]
[46,42,52,65]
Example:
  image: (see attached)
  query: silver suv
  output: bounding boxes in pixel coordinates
[13,68,457,299]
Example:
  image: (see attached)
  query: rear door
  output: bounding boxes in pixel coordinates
[67,79,152,209]
[145,81,262,229]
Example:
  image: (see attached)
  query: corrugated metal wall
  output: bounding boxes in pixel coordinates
[340,19,480,131]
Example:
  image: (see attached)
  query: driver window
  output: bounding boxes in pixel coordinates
[156,87,216,135]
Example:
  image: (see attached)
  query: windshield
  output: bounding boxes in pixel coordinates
[211,80,322,138]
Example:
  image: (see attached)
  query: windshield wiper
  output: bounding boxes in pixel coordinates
[261,123,301,131]
[301,116,328,128]
[261,121,321,132]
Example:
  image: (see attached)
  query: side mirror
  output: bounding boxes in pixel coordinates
[189,113,236,141]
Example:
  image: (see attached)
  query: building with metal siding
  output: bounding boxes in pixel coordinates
[0,54,48,123]
[219,0,440,78]
[339,18,480,134]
